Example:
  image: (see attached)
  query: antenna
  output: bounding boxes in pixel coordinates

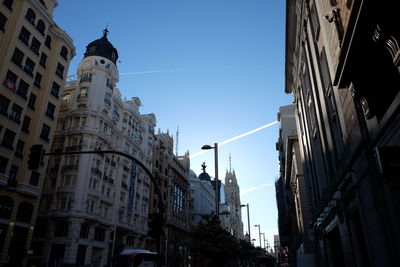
[229,153,232,172]
[175,126,179,156]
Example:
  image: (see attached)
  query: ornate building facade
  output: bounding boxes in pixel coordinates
[283,0,400,266]
[189,164,215,227]
[150,131,190,267]
[0,0,74,265]
[32,30,156,266]
[223,167,244,239]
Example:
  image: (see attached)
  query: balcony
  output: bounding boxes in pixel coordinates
[65,145,82,152]
[61,165,78,171]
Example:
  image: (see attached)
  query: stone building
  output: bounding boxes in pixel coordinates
[0,0,74,265]
[276,104,315,267]
[189,164,215,227]
[223,166,244,240]
[150,131,190,267]
[32,30,156,266]
[284,0,400,266]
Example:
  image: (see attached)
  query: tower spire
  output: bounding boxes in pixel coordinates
[229,153,232,172]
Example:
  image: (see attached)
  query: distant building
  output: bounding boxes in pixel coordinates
[0,0,74,266]
[33,30,156,266]
[189,164,215,227]
[150,131,190,267]
[276,104,315,267]
[223,167,244,239]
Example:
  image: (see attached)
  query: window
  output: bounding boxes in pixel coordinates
[27,93,36,109]
[44,35,51,48]
[23,57,35,76]
[79,223,89,238]
[0,12,6,31]
[45,102,55,119]
[60,46,68,60]
[30,37,41,55]
[62,94,70,104]
[29,171,39,186]
[79,87,88,98]
[104,92,111,105]
[8,165,18,183]
[0,156,8,174]
[39,52,47,67]
[81,72,92,82]
[11,47,24,67]
[4,70,17,91]
[55,63,64,78]
[40,123,50,141]
[9,103,22,123]
[18,27,30,45]
[36,19,45,34]
[76,246,86,265]
[15,140,24,158]
[16,202,33,223]
[54,221,69,236]
[94,227,105,241]
[3,0,13,10]
[17,79,29,99]
[34,72,42,88]
[0,94,10,115]
[1,129,15,150]
[50,82,60,98]
[25,8,35,25]
[21,116,31,133]
[106,78,113,89]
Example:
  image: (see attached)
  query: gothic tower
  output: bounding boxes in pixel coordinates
[224,156,244,239]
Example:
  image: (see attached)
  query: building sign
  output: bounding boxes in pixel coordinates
[128,162,137,210]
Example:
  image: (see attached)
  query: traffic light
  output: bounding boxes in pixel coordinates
[28,144,44,170]
[148,213,162,239]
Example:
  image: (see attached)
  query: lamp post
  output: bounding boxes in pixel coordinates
[263,233,266,250]
[254,224,261,248]
[241,204,251,243]
[201,143,219,219]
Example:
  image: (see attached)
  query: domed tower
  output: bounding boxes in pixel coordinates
[73,29,120,113]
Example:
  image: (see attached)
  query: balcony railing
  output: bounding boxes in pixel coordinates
[61,165,78,171]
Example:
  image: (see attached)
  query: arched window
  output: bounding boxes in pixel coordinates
[15,201,33,223]
[45,35,51,49]
[25,8,35,25]
[0,196,13,219]
[60,46,68,60]
[36,19,45,35]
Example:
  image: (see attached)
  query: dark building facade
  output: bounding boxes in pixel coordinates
[282,0,400,266]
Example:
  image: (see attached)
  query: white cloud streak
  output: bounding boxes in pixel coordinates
[240,183,273,195]
[190,120,279,159]
[120,69,184,76]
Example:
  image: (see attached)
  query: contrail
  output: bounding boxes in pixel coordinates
[120,69,184,76]
[240,183,274,195]
[190,120,278,159]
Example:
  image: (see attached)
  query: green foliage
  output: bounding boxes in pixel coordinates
[190,215,240,262]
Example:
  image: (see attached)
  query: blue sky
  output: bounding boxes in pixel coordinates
[54,0,292,248]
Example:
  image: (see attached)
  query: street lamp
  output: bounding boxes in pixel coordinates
[241,204,251,242]
[254,224,261,248]
[263,233,266,250]
[201,143,219,219]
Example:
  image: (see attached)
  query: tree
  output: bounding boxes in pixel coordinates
[190,215,240,266]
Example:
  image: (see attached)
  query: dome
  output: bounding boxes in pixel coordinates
[198,162,211,181]
[198,172,211,182]
[84,28,119,64]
